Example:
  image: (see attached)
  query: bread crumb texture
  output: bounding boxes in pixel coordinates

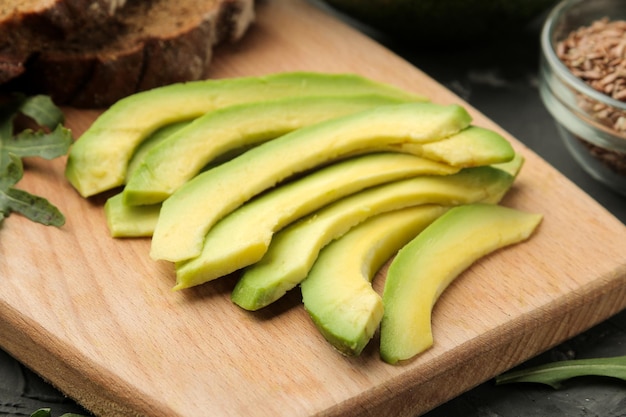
[0,0,255,108]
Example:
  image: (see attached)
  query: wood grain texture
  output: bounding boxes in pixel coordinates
[1,0,625,416]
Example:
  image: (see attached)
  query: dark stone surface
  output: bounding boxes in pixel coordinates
[0,349,90,416]
[1,3,624,416]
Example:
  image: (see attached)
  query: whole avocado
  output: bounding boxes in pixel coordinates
[321,0,558,45]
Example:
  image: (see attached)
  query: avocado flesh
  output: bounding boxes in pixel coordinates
[232,165,514,311]
[126,121,191,179]
[301,205,447,356]
[396,126,515,167]
[65,72,426,197]
[492,152,525,178]
[173,153,459,289]
[380,203,543,365]
[107,154,457,239]
[123,94,416,206]
[150,102,472,262]
[106,152,521,242]
[104,193,161,237]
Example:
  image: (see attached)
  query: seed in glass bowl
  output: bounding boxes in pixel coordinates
[556,17,626,176]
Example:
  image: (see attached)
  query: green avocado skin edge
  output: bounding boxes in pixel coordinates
[300,205,447,356]
[380,203,543,365]
[150,102,472,263]
[231,164,515,311]
[122,94,416,206]
[173,153,460,289]
[64,72,425,198]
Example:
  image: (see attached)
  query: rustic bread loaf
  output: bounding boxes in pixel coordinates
[0,0,129,82]
[0,0,128,42]
[0,0,255,108]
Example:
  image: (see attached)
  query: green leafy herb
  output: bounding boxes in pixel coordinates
[31,408,88,417]
[0,94,72,227]
[495,355,626,389]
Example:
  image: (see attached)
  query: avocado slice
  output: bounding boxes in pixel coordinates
[492,152,525,178]
[172,153,459,289]
[150,102,472,262]
[122,94,416,206]
[65,71,426,197]
[104,193,161,237]
[397,126,515,167]
[232,165,515,311]
[301,205,447,356]
[106,153,456,239]
[126,121,191,179]
[380,203,543,365]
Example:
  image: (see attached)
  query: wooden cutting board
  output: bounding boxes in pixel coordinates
[1,1,625,416]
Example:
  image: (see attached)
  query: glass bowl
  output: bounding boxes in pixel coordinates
[539,0,626,196]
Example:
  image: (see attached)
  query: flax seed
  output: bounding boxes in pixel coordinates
[556,17,626,175]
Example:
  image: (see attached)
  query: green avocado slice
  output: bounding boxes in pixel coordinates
[106,154,457,238]
[301,205,447,356]
[65,72,426,197]
[150,102,472,262]
[396,125,515,167]
[172,153,459,289]
[104,194,161,237]
[126,121,191,179]
[380,203,543,364]
[122,94,416,206]
[232,165,515,311]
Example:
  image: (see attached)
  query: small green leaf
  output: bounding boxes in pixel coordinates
[8,124,72,159]
[19,94,65,129]
[0,94,70,227]
[0,153,23,189]
[3,187,65,226]
[495,355,626,389]
[30,409,52,417]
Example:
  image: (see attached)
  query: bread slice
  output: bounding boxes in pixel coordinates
[0,0,128,41]
[0,0,130,84]
[0,0,255,108]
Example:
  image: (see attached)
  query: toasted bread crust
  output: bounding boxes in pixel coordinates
[0,0,129,84]
[0,0,255,107]
[0,0,128,47]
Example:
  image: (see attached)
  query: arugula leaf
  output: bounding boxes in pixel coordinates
[30,409,51,417]
[0,152,22,189]
[4,186,66,226]
[495,355,626,389]
[31,408,88,417]
[7,124,72,159]
[0,93,72,227]
[19,95,65,129]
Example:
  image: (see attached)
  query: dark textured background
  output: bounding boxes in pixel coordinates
[1,2,625,416]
